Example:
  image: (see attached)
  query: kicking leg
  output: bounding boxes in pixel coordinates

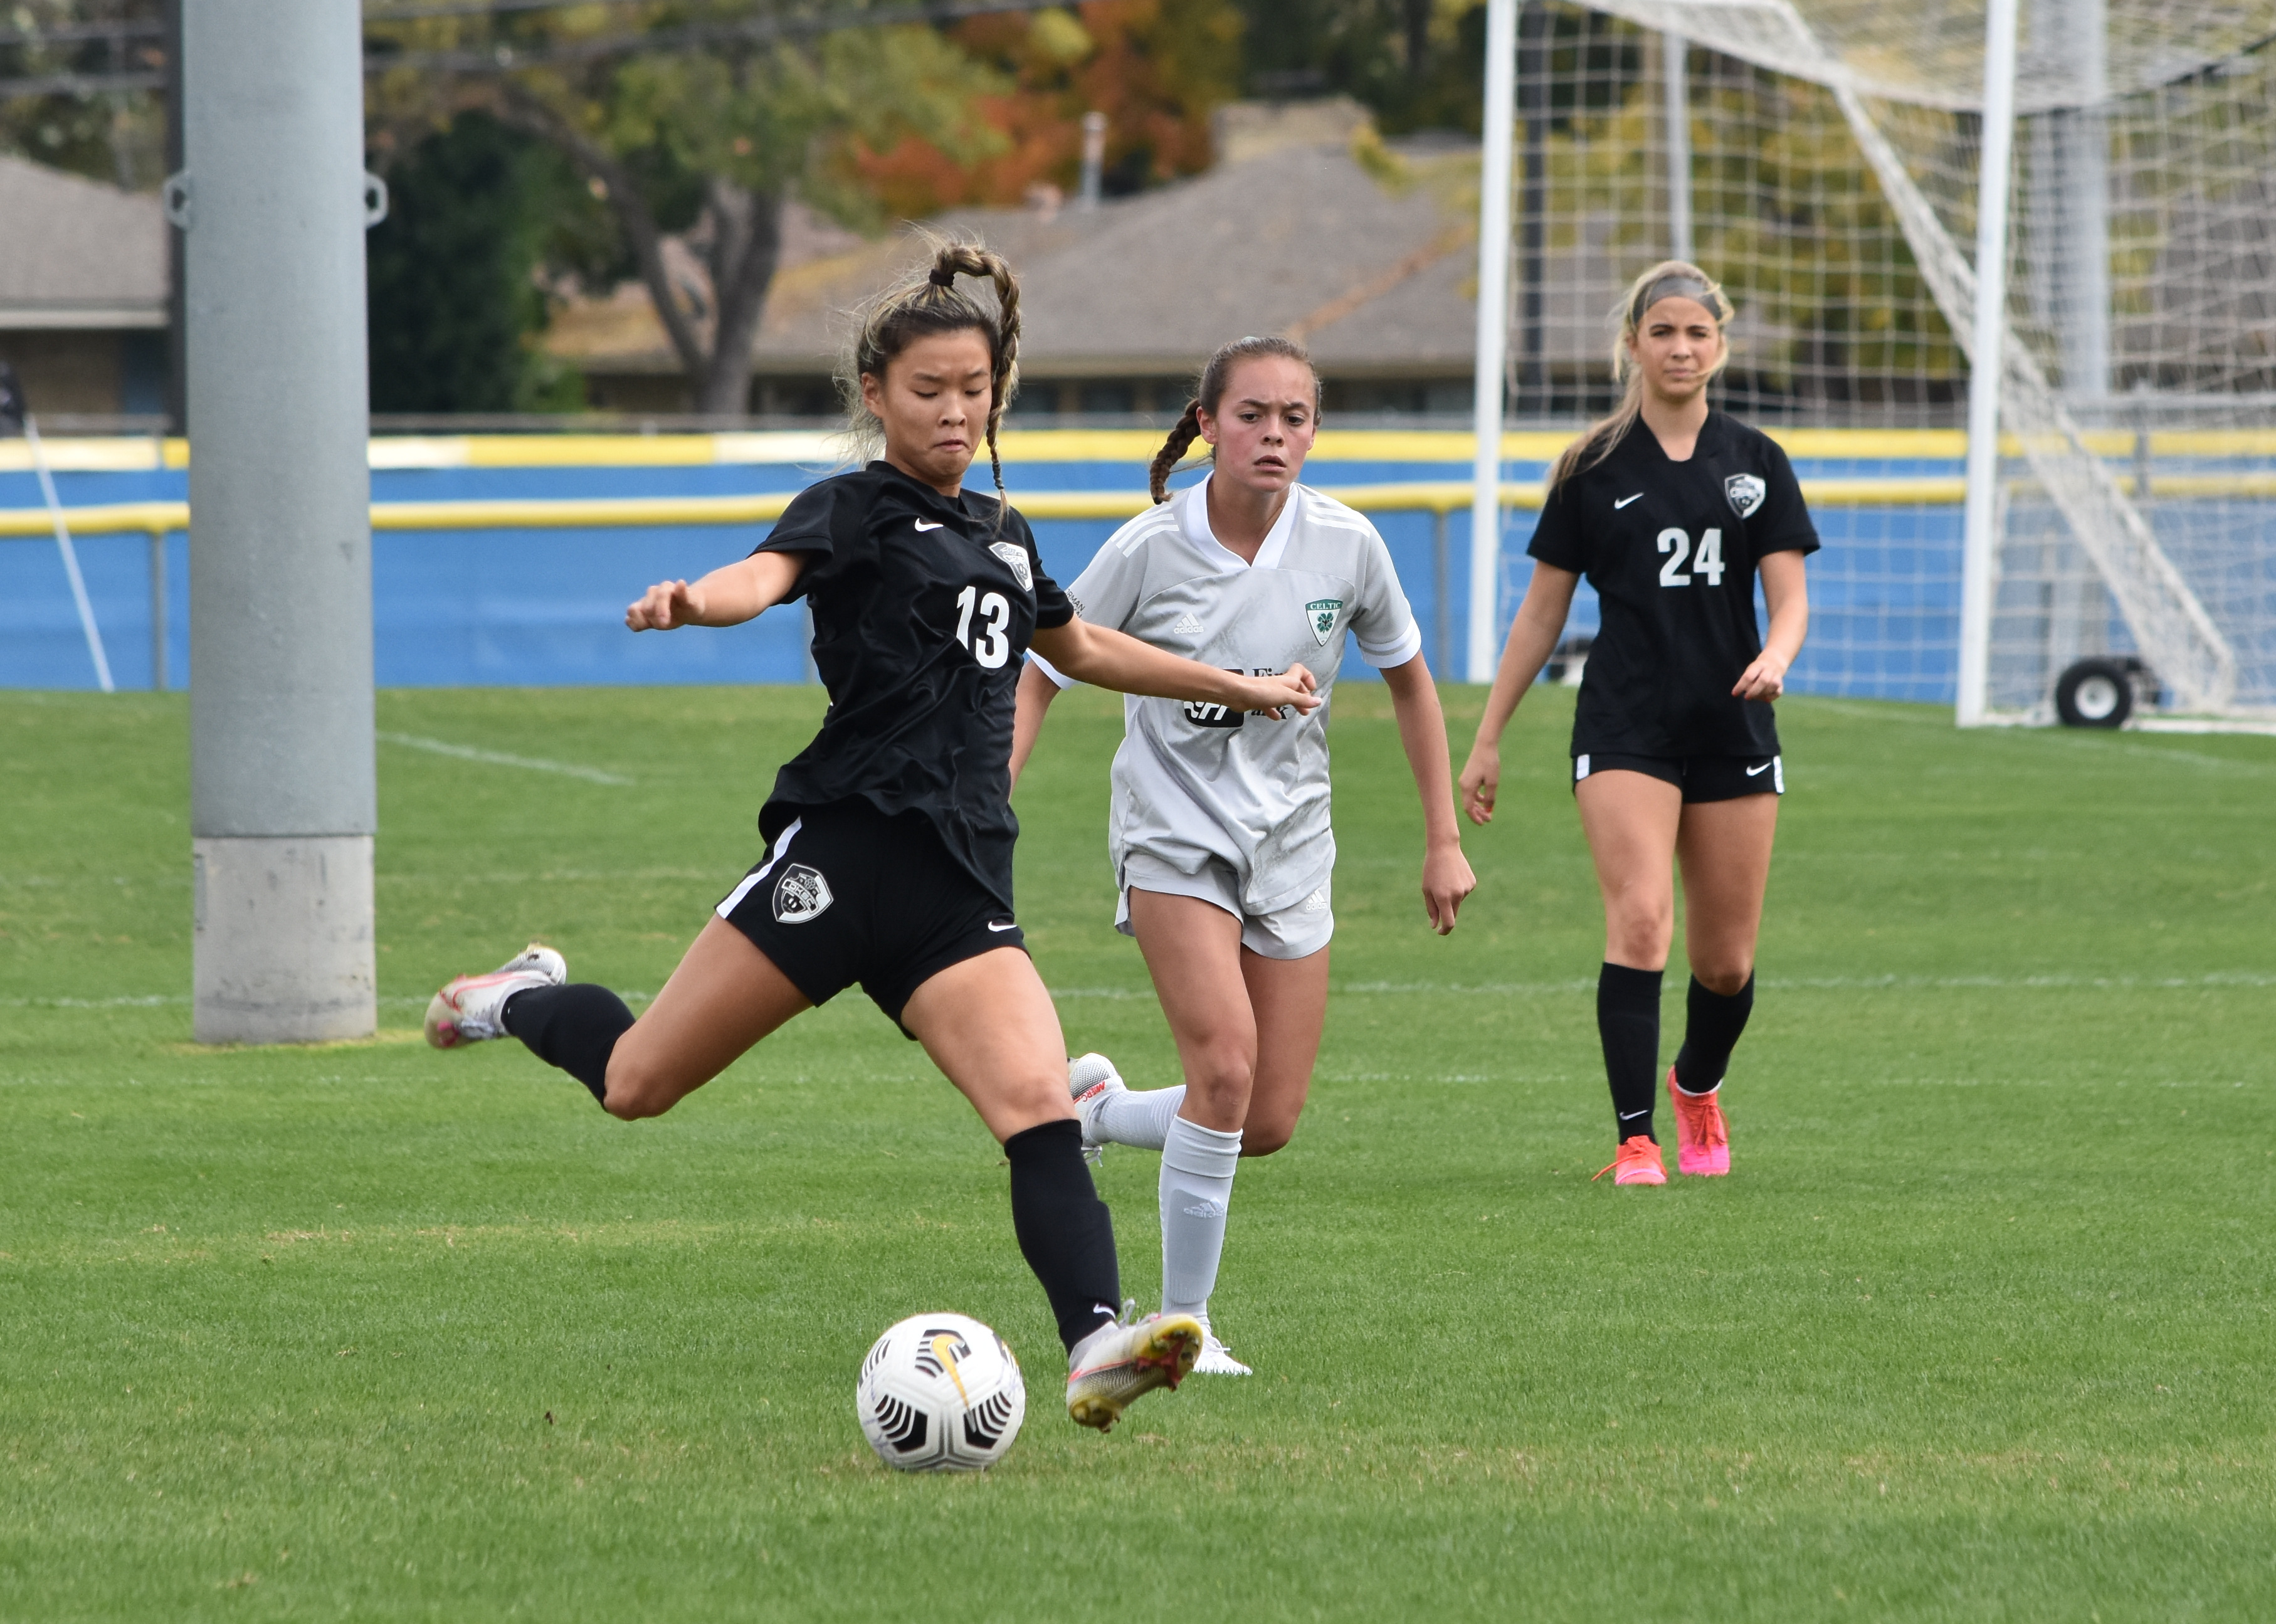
[490,917,810,1119]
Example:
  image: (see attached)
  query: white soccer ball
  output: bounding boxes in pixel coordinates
[856,1312,1026,1472]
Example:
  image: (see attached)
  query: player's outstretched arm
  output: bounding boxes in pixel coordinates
[625,550,810,631]
[1029,617,1321,719]
[1008,658,1060,789]
[1457,563,1579,826]
[1381,654,1477,934]
[1732,551,1809,701]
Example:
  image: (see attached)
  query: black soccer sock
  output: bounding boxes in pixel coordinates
[500,984,635,1106]
[1673,974,1754,1095]
[1004,1119,1122,1354]
[1597,962,1664,1142]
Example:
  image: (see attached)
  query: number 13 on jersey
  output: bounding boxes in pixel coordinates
[1657,527,1726,588]
[954,584,1011,668]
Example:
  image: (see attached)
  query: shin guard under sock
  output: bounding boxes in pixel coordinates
[1673,974,1754,1094]
[1159,1116,1242,1321]
[1596,962,1664,1142]
[1004,1119,1122,1353]
[500,984,635,1106]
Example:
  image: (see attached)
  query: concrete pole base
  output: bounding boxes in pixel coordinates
[193,835,376,1043]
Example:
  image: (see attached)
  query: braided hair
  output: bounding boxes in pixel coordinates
[838,236,1023,515]
[1147,334,1320,503]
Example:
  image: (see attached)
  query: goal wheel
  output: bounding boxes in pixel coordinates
[2054,658,2134,729]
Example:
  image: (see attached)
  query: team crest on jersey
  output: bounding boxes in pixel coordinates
[1305,598,1344,645]
[771,863,834,924]
[988,540,1033,593]
[1724,473,1767,519]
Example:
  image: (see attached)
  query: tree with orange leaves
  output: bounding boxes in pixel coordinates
[851,1,1245,219]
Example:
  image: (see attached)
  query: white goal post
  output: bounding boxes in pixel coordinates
[1472,0,2273,720]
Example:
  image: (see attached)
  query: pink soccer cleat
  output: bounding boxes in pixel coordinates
[1667,1067,1731,1176]
[1593,1135,1667,1186]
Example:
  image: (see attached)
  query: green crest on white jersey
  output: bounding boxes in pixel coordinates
[1305,598,1344,645]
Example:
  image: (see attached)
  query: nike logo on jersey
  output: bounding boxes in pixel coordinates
[1614,493,1644,509]
[987,919,1019,932]
[913,519,946,532]
[1746,762,1771,776]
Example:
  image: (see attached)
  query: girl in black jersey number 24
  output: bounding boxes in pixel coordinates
[420,243,1321,1433]
[1460,262,1818,1186]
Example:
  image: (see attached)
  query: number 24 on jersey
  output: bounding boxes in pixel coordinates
[1657,527,1726,588]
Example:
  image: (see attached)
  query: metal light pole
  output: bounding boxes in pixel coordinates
[1467,0,1519,683]
[1956,0,2025,727]
[177,0,378,1041]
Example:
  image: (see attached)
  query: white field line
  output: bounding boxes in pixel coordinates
[377,732,632,786]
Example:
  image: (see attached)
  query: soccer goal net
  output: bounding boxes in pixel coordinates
[1497,0,2275,720]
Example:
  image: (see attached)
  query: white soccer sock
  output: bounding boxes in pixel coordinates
[1093,1082,1186,1151]
[1159,1115,1242,1320]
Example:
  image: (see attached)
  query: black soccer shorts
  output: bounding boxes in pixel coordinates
[1573,751,1783,803]
[716,798,1026,1028]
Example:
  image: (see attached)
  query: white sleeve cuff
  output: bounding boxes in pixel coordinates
[1028,650,1078,689]
[1356,621,1424,670]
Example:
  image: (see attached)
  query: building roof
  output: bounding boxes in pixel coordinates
[0,155,166,330]
[547,132,1498,382]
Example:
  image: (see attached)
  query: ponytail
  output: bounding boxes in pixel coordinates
[1147,334,1320,504]
[1148,399,1204,502]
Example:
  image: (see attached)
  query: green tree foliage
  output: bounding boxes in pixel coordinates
[0,0,166,187]
[366,113,588,416]
[1235,0,1488,134]
[367,5,1013,415]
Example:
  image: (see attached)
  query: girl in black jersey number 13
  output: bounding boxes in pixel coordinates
[419,243,1320,1433]
[1460,261,1818,1186]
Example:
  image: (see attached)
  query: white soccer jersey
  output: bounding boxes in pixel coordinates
[1035,474,1422,914]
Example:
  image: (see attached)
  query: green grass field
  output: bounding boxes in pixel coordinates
[4,683,2273,1621]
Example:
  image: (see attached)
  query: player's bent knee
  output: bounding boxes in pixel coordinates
[1241,1121,1295,1156]
[599,1053,678,1120]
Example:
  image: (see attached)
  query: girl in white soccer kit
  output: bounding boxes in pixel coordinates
[1013,335,1475,1372]
[1460,263,1816,1185]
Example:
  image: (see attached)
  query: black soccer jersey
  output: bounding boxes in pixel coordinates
[1527,409,1818,759]
[752,462,1073,912]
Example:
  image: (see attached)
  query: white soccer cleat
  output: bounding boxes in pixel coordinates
[1193,1331,1253,1377]
[1065,1302,1203,1431]
[1067,1051,1125,1164]
[424,944,566,1049]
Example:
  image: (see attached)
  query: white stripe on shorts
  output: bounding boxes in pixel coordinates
[1575,753,1591,781]
[715,816,804,920]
